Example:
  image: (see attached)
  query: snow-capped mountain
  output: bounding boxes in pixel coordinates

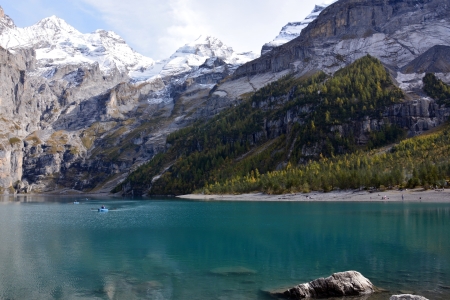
[0,9,258,83]
[0,14,155,79]
[130,35,258,80]
[261,3,334,55]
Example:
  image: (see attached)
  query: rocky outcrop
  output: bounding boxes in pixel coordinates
[270,271,376,299]
[390,295,429,300]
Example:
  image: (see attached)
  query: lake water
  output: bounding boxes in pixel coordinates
[0,196,449,300]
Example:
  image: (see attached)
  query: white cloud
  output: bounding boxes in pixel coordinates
[158,0,210,58]
[75,0,332,60]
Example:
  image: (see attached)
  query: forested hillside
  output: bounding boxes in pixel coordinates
[205,124,450,194]
[114,55,412,195]
[423,73,450,105]
[204,73,450,194]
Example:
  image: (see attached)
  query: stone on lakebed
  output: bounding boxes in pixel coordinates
[210,266,257,276]
[390,295,429,300]
[269,271,377,299]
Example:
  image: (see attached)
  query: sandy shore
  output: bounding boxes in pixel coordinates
[178,188,450,202]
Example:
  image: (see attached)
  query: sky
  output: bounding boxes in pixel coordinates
[1,0,335,60]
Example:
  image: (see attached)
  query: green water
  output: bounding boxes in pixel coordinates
[0,197,449,300]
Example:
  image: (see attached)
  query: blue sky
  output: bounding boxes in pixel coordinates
[1,0,334,60]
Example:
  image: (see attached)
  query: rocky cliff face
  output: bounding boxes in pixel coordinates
[234,0,450,79]
[0,47,30,192]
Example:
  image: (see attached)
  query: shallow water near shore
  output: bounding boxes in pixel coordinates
[0,196,449,299]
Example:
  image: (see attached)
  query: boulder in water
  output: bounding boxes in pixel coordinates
[210,266,257,276]
[270,271,376,299]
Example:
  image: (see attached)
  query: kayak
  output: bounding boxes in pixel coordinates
[98,208,108,212]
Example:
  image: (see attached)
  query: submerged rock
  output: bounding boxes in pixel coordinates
[270,271,376,299]
[390,295,429,300]
[210,266,257,276]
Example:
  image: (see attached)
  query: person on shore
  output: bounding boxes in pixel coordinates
[402,194,404,200]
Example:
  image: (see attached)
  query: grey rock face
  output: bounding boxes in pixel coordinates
[270,271,375,299]
[0,47,28,191]
[390,295,429,300]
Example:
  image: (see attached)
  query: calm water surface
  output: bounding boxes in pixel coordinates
[0,196,449,300]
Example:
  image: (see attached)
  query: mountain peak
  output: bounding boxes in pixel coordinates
[0,6,16,32]
[188,35,225,49]
[35,15,78,34]
[172,35,231,59]
[312,4,327,13]
[161,35,257,78]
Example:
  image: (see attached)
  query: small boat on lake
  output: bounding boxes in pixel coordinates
[73,201,80,204]
[98,205,108,212]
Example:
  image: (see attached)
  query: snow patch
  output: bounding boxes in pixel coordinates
[213,91,228,97]
[147,97,172,105]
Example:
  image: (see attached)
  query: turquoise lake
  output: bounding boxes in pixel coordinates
[0,196,449,300]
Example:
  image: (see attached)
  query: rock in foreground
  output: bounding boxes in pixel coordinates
[270,271,375,299]
[390,295,429,300]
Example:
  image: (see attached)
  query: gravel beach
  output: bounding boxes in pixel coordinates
[178,188,450,202]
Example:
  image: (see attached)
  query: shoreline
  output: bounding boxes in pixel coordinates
[177,188,450,202]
